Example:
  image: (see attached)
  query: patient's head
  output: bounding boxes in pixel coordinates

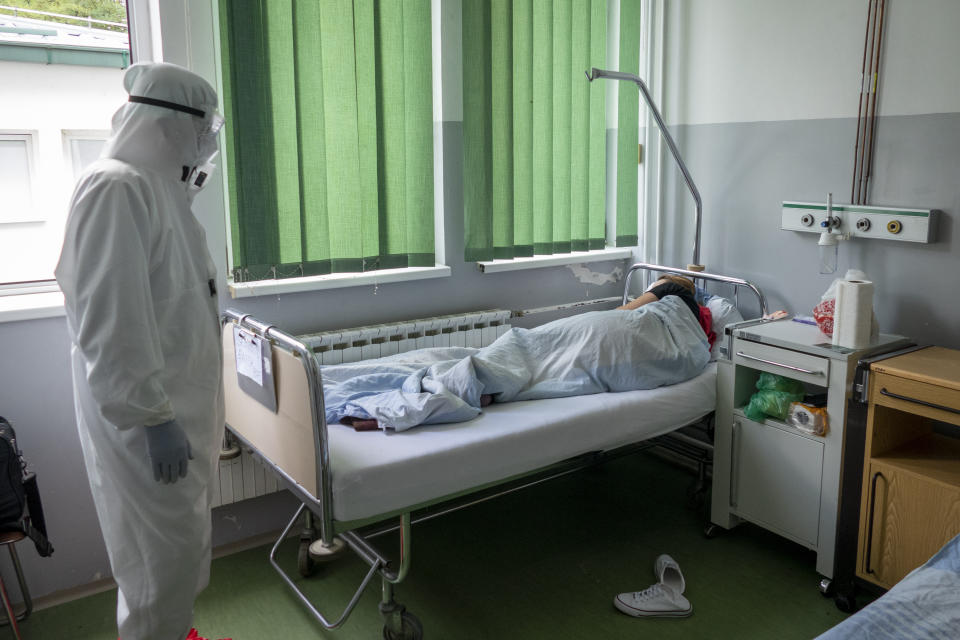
[655,275,695,294]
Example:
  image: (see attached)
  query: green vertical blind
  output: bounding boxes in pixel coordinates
[463,0,641,261]
[616,0,641,247]
[220,0,434,282]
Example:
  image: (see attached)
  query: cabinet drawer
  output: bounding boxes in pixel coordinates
[733,341,829,386]
[871,372,960,426]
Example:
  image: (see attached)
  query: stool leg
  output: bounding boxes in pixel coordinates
[5,547,28,622]
[0,575,21,640]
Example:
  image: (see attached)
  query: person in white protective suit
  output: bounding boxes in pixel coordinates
[55,62,227,640]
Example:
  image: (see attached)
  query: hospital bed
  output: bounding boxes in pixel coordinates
[220,262,767,639]
[815,532,960,639]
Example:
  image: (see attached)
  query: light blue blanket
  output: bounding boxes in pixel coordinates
[816,533,960,640]
[320,296,711,431]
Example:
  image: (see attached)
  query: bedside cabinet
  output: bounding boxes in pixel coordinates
[710,319,909,585]
[856,347,960,590]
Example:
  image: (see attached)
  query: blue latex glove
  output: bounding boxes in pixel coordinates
[144,419,193,484]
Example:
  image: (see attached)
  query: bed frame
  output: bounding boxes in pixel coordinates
[220,263,767,639]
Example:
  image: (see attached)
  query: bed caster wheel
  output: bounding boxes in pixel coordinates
[818,578,834,597]
[703,524,722,539]
[297,540,316,578]
[309,536,347,562]
[381,609,423,640]
[834,593,857,613]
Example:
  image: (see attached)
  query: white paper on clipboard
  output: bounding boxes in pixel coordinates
[234,327,264,385]
[232,325,278,412]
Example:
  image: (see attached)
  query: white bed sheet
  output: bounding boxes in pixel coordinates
[327,362,717,522]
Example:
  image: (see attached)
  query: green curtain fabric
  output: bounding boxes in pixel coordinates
[616,0,641,247]
[464,0,641,261]
[220,0,434,283]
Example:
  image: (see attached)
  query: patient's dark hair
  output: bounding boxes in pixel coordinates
[661,275,695,295]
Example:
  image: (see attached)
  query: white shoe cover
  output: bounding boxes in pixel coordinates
[614,583,692,618]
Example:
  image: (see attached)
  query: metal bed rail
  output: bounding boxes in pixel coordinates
[221,311,335,544]
[622,262,769,318]
[223,312,423,634]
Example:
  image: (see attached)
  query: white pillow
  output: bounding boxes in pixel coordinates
[706,295,744,360]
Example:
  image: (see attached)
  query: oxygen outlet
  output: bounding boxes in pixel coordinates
[818,232,839,274]
[856,218,871,232]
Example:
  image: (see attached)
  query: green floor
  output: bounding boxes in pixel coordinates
[27,452,852,639]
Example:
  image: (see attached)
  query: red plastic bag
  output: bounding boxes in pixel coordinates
[813,269,868,337]
[813,298,835,337]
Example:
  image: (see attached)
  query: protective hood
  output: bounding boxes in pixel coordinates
[103,62,219,183]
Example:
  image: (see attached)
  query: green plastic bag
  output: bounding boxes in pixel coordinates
[755,372,805,395]
[743,374,804,421]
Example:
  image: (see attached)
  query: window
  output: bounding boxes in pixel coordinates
[63,131,109,182]
[0,4,129,286]
[0,133,37,224]
[219,0,436,284]
[462,0,644,262]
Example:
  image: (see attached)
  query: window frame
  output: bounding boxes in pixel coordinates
[61,129,110,183]
[0,131,41,224]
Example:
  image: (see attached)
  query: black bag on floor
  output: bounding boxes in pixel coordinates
[0,416,54,557]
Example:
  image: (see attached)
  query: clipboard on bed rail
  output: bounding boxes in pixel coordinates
[232,324,278,413]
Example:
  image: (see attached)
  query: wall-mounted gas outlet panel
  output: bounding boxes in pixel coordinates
[782,201,935,243]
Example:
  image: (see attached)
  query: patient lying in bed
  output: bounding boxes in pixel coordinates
[620,275,717,349]
[322,277,712,432]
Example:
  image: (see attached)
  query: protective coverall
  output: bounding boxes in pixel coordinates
[56,62,225,640]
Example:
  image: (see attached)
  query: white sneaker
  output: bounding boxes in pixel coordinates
[613,583,692,618]
[654,553,686,594]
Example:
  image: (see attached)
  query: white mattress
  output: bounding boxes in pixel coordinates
[326,362,717,522]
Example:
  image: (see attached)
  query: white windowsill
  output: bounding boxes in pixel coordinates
[0,291,65,324]
[228,264,452,299]
[477,248,634,273]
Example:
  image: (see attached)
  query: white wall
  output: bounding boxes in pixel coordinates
[663,0,960,126]
[0,62,124,282]
[654,0,960,347]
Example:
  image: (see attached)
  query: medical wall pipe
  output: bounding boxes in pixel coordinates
[586,67,704,271]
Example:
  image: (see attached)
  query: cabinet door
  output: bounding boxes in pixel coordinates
[859,462,960,588]
[732,416,825,547]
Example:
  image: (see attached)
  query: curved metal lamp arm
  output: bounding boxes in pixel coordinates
[586,67,703,270]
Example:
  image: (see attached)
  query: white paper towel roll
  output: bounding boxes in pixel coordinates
[833,280,874,349]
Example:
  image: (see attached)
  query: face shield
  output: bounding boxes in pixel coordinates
[128,95,223,157]
[189,112,224,196]
[197,111,225,164]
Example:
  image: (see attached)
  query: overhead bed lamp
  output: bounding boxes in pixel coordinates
[586,68,704,272]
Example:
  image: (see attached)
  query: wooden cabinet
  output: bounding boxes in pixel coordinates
[856,347,960,590]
